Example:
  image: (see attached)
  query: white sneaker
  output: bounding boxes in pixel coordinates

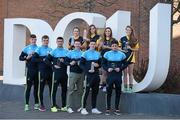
[67,107,74,113]
[77,107,82,112]
[91,108,102,114]
[81,108,89,115]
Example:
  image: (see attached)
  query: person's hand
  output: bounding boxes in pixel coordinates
[60,58,64,62]
[127,45,132,49]
[108,68,113,72]
[54,65,60,69]
[85,38,90,42]
[118,48,126,52]
[89,69,95,73]
[83,29,88,40]
[99,42,103,47]
[118,47,122,51]
[115,68,120,72]
[70,61,76,66]
[92,62,99,67]
[26,52,35,60]
[26,54,33,60]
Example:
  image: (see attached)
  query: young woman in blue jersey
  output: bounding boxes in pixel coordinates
[68,27,84,50]
[65,40,84,113]
[19,34,39,111]
[119,26,139,92]
[102,40,126,115]
[82,24,102,50]
[98,27,116,91]
[32,35,53,112]
[79,40,102,115]
[44,37,68,112]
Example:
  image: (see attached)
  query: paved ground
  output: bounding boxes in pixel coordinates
[1,101,179,119]
[0,81,180,119]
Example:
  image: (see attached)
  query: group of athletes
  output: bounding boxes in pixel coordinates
[19,25,139,115]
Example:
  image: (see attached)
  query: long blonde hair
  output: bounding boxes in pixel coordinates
[87,24,97,39]
[126,25,138,47]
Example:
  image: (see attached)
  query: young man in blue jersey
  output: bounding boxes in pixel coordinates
[32,35,53,112]
[102,40,126,115]
[45,37,68,112]
[79,40,102,115]
[65,40,84,113]
[19,34,39,111]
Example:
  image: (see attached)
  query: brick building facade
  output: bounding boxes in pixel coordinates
[0,0,180,91]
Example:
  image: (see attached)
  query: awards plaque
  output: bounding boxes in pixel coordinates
[55,58,61,69]
[89,62,95,73]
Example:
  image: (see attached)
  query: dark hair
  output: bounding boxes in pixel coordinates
[42,35,49,40]
[73,27,80,32]
[126,25,138,47]
[30,34,36,38]
[111,40,118,45]
[87,24,97,39]
[74,40,81,44]
[57,37,64,40]
[104,27,112,39]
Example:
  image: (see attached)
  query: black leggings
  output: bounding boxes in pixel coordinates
[82,73,100,108]
[38,70,52,106]
[25,69,39,105]
[51,72,68,107]
[106,77,122,110]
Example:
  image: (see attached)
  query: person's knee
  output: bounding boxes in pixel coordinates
[116,86,121,93]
